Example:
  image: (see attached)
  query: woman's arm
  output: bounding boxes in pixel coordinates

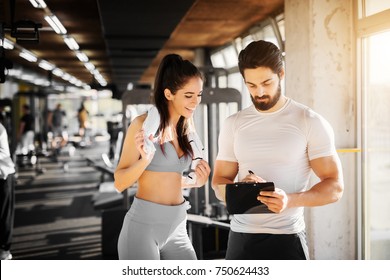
[114,115,151,192]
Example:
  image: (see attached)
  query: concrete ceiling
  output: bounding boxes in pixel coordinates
[0,0,283,96]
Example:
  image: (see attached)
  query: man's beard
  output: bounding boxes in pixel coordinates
[251,83,282,111]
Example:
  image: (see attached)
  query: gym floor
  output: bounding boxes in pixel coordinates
[11,142,109,260]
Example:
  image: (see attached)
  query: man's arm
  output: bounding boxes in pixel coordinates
[288,154,344,207]
[211,160,239,202]
[259,155,344,213]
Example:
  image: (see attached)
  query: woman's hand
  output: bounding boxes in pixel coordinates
[194,159,211,188]
[134,129,154,162]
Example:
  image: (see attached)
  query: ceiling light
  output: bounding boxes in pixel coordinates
[29,0,47,9]
[19,50,38,62]
[62,73,71,81]
[84,62,95,72]
[1,38,15,50]
[34,79,50,86]
[99,81,108,87]
[44,15,67,35]
[63,36,79,50]
[21,74,35,81]
[76,52,89,62]
[7,69,22,77]
[127,83,134,91]
[38,60,55,71]
[52,68,64,77]
[53,85,65,91]
[74,80,83,87]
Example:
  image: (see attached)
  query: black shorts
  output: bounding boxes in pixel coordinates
[225,230,307,260]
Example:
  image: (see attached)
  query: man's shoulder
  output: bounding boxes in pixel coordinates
[288,99,332,132]
[288,99,321,118]
[221,106,254,132]
[288,99,310,111]
[224,106,252,122]
[232,105,254,118]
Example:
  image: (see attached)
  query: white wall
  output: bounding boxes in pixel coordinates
[285,0,357,259]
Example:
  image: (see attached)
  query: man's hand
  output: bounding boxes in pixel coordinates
[257,187,289,213]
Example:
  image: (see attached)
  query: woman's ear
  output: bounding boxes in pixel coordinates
[164,88,173,100]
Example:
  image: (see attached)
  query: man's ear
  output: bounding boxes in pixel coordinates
[164,89,173,100]
[278,68,285,80]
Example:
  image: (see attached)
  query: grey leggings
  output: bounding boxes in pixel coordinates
[117,197,197,260]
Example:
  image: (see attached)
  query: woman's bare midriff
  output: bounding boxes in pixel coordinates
[136,170,184,205]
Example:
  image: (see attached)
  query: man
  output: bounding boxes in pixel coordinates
[0,122,16,260]
[17,104,34,155]
[212,40,344,260]
[51,103,68,150]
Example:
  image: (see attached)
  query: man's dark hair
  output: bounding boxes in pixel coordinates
[238,40,284,76]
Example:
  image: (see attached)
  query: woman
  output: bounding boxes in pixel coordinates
[77,102,89,139]
[114,54,211,260]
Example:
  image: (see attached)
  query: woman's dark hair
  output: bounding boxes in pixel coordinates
[238,40,284,76]
[153,54,203,157]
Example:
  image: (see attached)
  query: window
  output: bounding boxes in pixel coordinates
[364,0,390,17]
[362,30,390,260]
[358,0,390,259]
[221,45,238,69]
[210,52,225,68]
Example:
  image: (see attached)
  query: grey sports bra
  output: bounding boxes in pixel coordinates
[145,142,192,174]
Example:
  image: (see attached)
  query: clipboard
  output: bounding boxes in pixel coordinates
[225,182,275,214]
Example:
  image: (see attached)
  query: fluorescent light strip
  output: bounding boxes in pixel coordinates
[63,36,79,50]
[2,38,14,50]
[20,50,38,62]
[38,60,55,71]
[7,69,22,77]
[84,62,95,72]
[28,1,95,89]
[29,0,47,8]
[62,73,72,81]
[34,79,50,86]
[69,77,78,84]
[44,15,67,34]
[29,0,39,8]
[76,52,89,62]
[52,68,64,77]
[21,74,35,81]
[76,80,83,86]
